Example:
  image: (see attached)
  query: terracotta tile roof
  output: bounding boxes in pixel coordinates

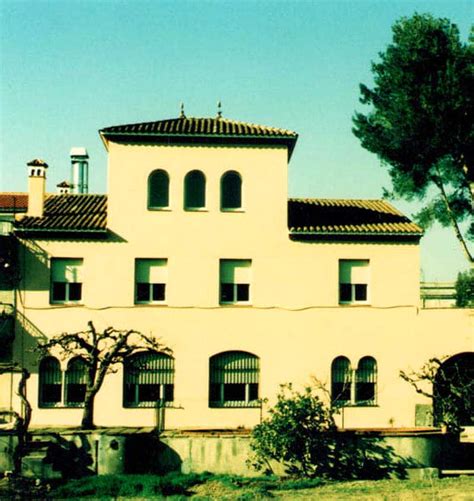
[288,198,423,237]
[100,117,298,157]
[0,193,28,212]
[15,194,107,233]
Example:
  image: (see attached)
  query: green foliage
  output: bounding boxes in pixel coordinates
[455,269,474,307]
[353,13,474,260]
[248,384,407,479]
[49,472,212,499]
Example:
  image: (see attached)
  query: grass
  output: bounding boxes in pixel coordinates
[13,473,471,500]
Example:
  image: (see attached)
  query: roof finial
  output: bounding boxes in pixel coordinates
[179,102,186,119]
[217,100,222,119]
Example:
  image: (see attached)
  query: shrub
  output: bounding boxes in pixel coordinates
[455,270,474,307]
[248,383,407,479]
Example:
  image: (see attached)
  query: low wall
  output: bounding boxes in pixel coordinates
[0,432,17,473]
[1,429,471,478]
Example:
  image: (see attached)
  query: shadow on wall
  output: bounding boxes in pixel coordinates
[17,239,50,291]
[125,434,182,475]
[45,434,95,480]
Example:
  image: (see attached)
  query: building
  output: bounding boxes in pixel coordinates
[1,114,472,435]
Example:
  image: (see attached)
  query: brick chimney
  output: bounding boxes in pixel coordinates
[27,159,48,217]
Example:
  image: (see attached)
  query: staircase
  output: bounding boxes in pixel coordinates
[21,435,61,479]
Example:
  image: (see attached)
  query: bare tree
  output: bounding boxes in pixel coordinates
[37,321,170,429]
[400,356,474,432]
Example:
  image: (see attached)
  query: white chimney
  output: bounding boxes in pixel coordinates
[27,159,48,217]
[70,147,89,194]
[56,181,72,194]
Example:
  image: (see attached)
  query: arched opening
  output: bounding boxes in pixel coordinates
[331,356,351,406]
[221,171,242,210]
[39,356,62,407]
[148,169,169,209]
[65,357,87,406]
[209,350,259,407]
[184,170,206,209]
[434,352,474,428]
[123,351,175,407]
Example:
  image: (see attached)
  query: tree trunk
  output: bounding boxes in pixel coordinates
[81,391,96,429]
[435,170,474,263]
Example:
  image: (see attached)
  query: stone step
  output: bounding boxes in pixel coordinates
[21,453,61,480]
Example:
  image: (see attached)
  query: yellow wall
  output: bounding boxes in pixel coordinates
[7,139,473,430]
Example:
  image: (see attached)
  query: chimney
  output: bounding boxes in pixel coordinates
[70,147,89,194]
[56,181,71,194]
[27,159,48,217]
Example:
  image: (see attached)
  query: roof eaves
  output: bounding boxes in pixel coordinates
[289,230,424,237]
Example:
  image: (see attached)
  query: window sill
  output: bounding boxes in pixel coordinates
[148,207,172,212]
[338,302,371,306]
[123,402,175,409]
[184,207,208,212]
[209,402,260,409]
[333,403,378,408]
[39,404,85,409]
[220,302,252,307]
[50,301,83,306]
[134,302,168,306]
[221,208,245,213]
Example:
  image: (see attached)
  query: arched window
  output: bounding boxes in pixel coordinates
[39,357,62,407]
[355,356,377,405]
[148,170,169,209]
[209,351,259,407]
[221,171,242,210]
[65,357,87,406]
[184,170,206,209]
[123,351,175,408]
[331,356,351,406]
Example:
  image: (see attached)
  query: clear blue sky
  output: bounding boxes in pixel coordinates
[1,0,472,280]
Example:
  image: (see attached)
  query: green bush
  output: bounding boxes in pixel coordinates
[455,270,474,307]
[248,383,407,479]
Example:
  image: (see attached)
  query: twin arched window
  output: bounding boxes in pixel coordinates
[331,356,377,406]
[38,356,87,407]
[147,169,242,211]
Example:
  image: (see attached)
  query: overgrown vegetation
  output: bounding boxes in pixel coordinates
[455,269,474,307]
[401,354,474,432]
[26,474,473,500]
[248,384,407,479]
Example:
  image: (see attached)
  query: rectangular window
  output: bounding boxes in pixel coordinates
[220,260,251,304]
[51,258,83,304]
[339,260,369,304]
[135,259,167,304]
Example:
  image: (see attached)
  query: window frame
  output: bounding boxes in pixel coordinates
[135,259,168,305]
[38,356,62,408]
[148,169,170,210]
[50,258,83,305]
[38,355,88,408]
[219,259,251,305]
[184,170,206,211]
[220,171,243,211]
[338,260,370,305]
[331,355,378,407]
[209,351,260,408]
[123,351,175,408]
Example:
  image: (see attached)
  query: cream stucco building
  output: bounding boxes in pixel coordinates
[1,114,472,434]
